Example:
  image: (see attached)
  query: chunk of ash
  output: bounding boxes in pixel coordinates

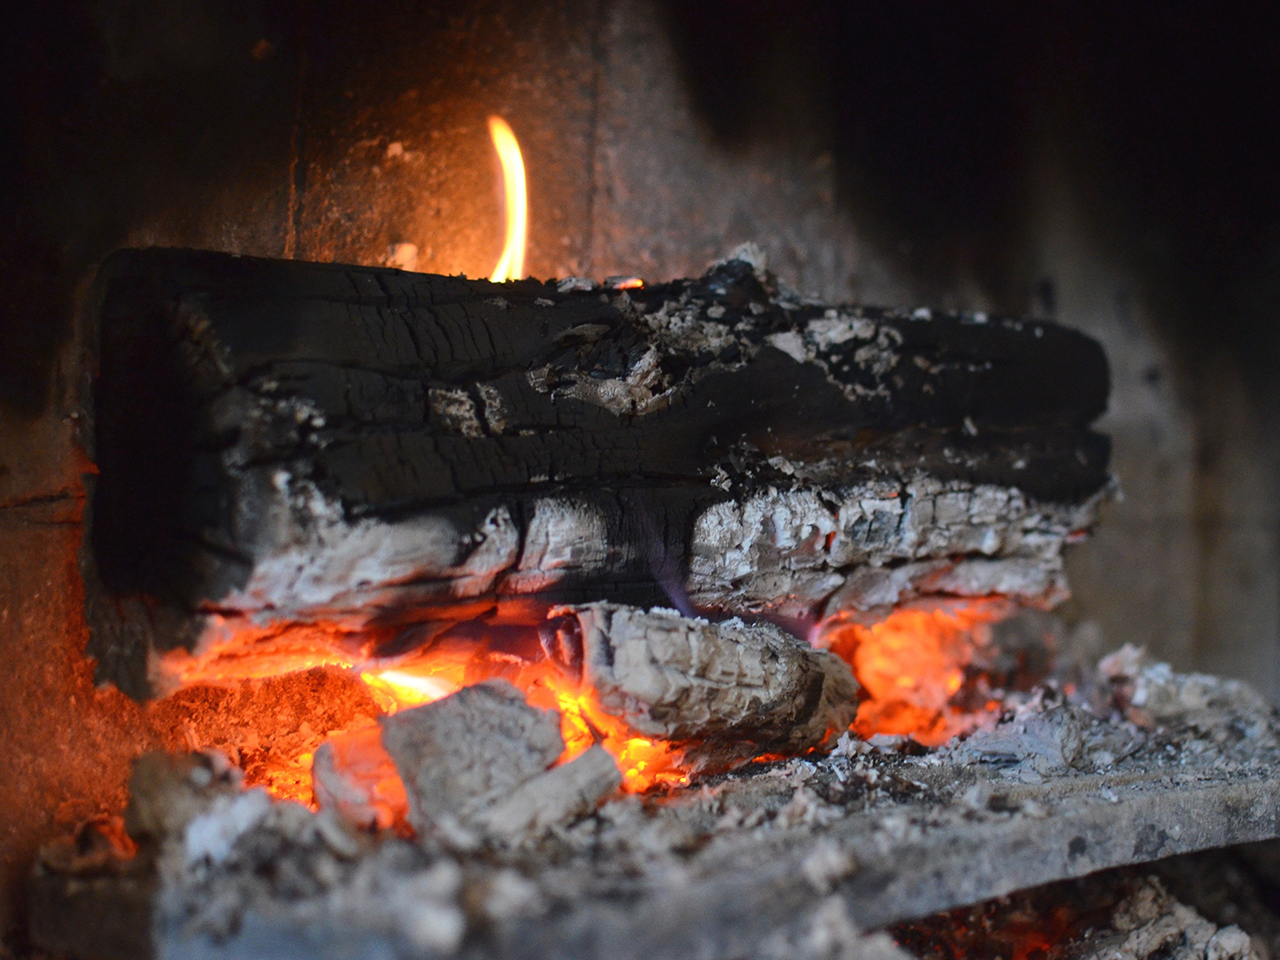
[943,691,1089,779]
[893,873,1259,960]
[1094,644,1279,744]
[378,679,619,848]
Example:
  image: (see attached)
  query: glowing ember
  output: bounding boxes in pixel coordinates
[160,612,688,806]
[159,597,1027,816]
[355,654,687,793]
[816,600,1012,746]
[313,722,410,833]
[487,115,527,282]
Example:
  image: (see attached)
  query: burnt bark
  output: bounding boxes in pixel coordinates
[84,248,1110,696]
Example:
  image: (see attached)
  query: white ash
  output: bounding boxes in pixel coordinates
[502,497,617,593]
[528,343,673,417]
[204,473,520,616]
[800,839,859,894]
[1086,878,1260,960]
[756,897,913,960]
[379,679,620,848]
[429,387,485,438]
[556,276,598,293]
[688,474,1104,615]
[943,693,1089,777]
[1096,644,1280,747]
[476,382,509,434]
[468,746,622,843]
[182,789,273,867]
[711,241,770,275]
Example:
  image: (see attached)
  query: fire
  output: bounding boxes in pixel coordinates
[356,653,687,793]
[158,610,687,813]
[526,673,688,793]
[156,599,1029,818]
[816,601,1011,746]
[487,115,527,282]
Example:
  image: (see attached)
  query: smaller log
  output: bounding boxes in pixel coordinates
[544,604,860,770]
[379,680,619,844]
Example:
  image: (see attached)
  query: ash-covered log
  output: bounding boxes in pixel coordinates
[546,603,859,771]
[83,247,1110,696]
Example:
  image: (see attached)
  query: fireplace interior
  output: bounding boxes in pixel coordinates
[3,2,1280,958]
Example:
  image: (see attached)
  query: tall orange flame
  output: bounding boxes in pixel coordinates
[488,116,527,282]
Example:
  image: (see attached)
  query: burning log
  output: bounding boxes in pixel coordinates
[545,603,860,770]
[83,247,1110,696]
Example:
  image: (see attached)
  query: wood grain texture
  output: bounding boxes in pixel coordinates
[552,603,859,770]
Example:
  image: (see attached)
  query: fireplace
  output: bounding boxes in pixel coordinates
[3,1,1280,958]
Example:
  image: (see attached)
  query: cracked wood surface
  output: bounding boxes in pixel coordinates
[85,248,1109,696]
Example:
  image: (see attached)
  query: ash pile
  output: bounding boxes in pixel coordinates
[31,634,1280,960]
[895,870,1266,960]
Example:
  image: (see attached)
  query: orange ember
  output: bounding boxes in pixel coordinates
[158,611,688,812]
[158,596,1026,816]
[817,600,1011,746]
[889,875,1125,960]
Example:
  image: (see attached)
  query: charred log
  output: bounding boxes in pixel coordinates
[83,248,1110,695]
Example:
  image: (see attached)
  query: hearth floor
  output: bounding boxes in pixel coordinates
[31,656,1280,960]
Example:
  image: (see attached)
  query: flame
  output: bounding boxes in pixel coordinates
[816,601,1011,746]
[487,116,527,282]
[528,672,688,792]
